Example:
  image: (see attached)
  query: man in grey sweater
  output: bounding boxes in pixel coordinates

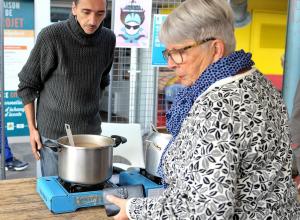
[17,0,116,176]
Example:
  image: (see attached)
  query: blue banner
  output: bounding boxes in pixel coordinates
[3,0,34,136]
[4,0,34,30]
[151,14,167,66]
[4,91,28,136]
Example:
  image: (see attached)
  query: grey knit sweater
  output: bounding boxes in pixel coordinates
[17,15,116,139]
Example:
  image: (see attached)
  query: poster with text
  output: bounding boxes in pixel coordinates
[3,0,34,136]
[151,14,167,66]
[114,0,152,48]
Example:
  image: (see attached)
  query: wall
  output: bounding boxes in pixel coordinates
[235,0,288,91]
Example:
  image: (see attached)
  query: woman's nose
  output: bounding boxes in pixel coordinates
[167,58,178,69]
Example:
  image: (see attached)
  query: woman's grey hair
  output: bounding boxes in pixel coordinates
[159,0,236,54]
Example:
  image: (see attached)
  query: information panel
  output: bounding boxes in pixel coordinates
[4,0,34,136]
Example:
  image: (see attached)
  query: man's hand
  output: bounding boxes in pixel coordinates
[29,128,42,160]
[23,103,41,160]
[106,195,129,220]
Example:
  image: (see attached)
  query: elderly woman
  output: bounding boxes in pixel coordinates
[107,0,300,219]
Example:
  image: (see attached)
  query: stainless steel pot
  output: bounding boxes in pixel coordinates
[56,134,126,185]
[145,131,172,177]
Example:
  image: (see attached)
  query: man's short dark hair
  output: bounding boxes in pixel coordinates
[74,0,107,6]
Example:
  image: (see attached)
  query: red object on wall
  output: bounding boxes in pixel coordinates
[265,75,283,92]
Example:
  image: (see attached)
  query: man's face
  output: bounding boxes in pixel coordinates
[72,0,106,34]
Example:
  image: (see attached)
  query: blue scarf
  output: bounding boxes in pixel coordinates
[157,50,254,188]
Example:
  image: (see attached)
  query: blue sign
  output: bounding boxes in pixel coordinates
[151,14,167,66]
[4,91,29,136]
[4,0,34,30]
[3,0,34,136]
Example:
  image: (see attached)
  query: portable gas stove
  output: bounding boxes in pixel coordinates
[36,170,163,214]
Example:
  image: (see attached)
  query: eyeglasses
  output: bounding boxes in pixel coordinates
[125,24,140,30]
[162,37,216,65]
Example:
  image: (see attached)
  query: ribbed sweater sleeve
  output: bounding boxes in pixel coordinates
[100,37,115,89]
[100,59,113,90]
[17,28,56,105]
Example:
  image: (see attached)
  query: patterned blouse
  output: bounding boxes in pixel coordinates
[127,69,300,219]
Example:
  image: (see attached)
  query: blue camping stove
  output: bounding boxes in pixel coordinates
[37,171,162,214]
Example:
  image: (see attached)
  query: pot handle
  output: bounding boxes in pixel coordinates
[42,139,62,152]
[44,139,60,147]
[150,123,158,133]
[111,135,127,147]
[145,140,161,150]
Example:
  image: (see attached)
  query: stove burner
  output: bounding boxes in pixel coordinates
[58,178,115,193]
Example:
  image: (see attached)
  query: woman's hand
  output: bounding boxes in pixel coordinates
[106,195,129,220]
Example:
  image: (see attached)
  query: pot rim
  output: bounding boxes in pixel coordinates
[57,134,115,150]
